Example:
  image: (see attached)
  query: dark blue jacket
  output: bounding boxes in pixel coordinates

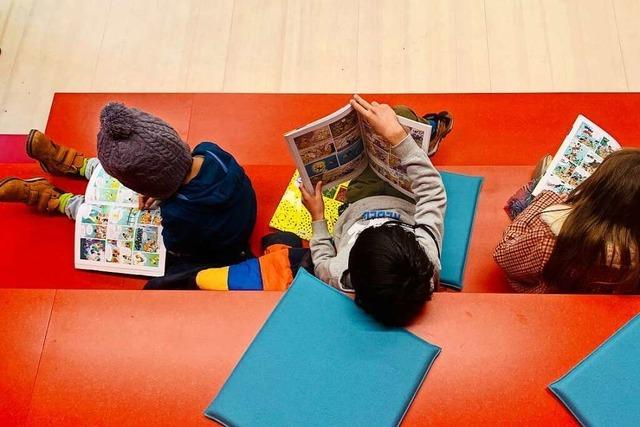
[160,142,256,265]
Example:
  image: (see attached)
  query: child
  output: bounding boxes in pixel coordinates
[494,149,640,294]
[300,95,449,326]
[0,103,257,280]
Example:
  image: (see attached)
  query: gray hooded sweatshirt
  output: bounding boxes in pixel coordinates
[310,134,447,291]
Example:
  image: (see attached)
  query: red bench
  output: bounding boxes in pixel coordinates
[1,93,639,291]
[2,288,638,425]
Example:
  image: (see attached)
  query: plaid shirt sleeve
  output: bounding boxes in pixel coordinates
[494,191,566,293]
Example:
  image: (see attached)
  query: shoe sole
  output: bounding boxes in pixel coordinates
[26,129,53,175]
[0,176,48,191]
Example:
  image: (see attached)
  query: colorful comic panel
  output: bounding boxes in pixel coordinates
[133,251,160,267]
[581,151,603,174]
[137,209,162,226]
[109,207,139,226]
[93,169,121,189]
[551,158,576,183]
[305,154,340,177]
[563,141,589,165]
[106,225,135,241]
[567,167,590,187]
[388,154,407,175]
[337,139,364,165]
[134,226,160,253]
[95,188,118,203]
[80,205,110,226]
[299,140,337,164]
[333,126,361,151]
[80,223,108,239]
[106,239,133,265]
[329,110,359,137]
[80,238,106,262]
[116,187,138,204]
[318,154,365,184]
[293,127,332,150]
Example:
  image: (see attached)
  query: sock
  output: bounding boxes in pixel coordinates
[58,193,73,214]
[79,158,88,178]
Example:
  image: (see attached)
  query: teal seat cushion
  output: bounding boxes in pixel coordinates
[440,171,483,289]
[205,269,441,427]
[549,314,640,426]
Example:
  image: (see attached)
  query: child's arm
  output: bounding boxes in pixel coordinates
[351,95,445,265]
[300,181,340,287]
[394,135,446,260]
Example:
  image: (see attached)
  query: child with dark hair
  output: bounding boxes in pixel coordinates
[301,95,449,326]
[0,103,257,281]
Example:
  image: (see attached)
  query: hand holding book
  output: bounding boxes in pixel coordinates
[350,95,407,147]
[300,180,325,221]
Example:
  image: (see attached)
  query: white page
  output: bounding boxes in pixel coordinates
[532,115,621,196]
[285,104,369,192]
[74,164,166,277]
[360,114,432,198]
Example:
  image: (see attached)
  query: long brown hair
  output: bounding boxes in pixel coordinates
[543,149,640,293]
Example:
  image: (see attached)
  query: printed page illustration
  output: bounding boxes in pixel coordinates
[532,115,621,196]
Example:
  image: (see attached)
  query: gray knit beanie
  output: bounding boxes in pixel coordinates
[97,103,192,199]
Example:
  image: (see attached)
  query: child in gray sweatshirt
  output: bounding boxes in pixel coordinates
[301,95,447,326]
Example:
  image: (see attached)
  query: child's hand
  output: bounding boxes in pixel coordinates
[300,181,325,221]
[350,94,407,147]
[138,194,157,210]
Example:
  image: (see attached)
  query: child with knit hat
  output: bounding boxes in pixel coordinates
[0,103,257,279]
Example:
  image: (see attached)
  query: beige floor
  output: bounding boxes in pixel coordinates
[0,0,639,133]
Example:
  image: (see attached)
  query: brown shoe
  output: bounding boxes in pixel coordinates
[0,177,64,214]
[422,111,454,156]
[26,130,87,176]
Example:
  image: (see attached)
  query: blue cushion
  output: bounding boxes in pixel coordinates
[204,269,441,426]
[440,171,483,289]
[549,313,640,426]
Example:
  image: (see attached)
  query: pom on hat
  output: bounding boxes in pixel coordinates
[100,102,135,139]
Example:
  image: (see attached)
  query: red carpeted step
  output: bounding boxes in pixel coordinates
[0,163,293,290]
[0,135,31,163]
[0,162,520,292]
[45,93,640,165]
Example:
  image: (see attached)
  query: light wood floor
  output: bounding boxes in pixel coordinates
[1,0,639,133]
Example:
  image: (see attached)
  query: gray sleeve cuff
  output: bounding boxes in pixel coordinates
[391,134,421,160]
[311,220,331,239]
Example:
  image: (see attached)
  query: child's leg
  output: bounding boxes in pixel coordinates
[81,158,101,180]
[0,177,81,217]
[26,130,89,177]
[59,193,85,220]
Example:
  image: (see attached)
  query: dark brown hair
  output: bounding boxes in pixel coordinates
[349,225,434,326]
[543,149,640,293]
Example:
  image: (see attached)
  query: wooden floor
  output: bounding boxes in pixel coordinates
[1,0,639,133]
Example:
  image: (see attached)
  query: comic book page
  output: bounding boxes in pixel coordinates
[285,105,368,193]
[74,164,166,277]
[361,115,432,198]
[532,115,621,197]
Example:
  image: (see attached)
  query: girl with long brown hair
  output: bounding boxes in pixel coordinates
[494,149,640,293]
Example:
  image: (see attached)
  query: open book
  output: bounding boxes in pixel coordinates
[284,104,432,198]
[532,115,621,196]
[74,164,166,277]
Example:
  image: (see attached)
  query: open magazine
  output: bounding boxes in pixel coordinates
[284,104,432,198]
[74,164,166,277]
[532,115,621,196]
